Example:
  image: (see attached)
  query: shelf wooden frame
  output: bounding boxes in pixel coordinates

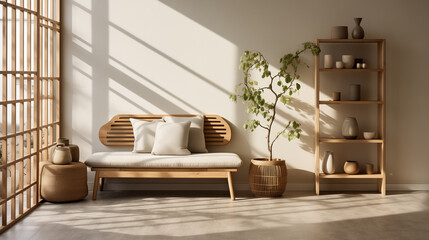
[314,39,386,196]
[319,173,383,179]
[319,100,382,105]
[319,138,383,144]
[319,68,382,72]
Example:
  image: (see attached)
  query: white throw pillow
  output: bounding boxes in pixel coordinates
[151,121,191,155]
[129,118,163,153]
[163,115,208,153]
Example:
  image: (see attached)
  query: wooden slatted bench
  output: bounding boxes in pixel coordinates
[85,115,242,200]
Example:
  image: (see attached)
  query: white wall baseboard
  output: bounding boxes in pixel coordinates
[88,182,429,192]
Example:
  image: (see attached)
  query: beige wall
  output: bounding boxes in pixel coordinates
[63,0,429,189]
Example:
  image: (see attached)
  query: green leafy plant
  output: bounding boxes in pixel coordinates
[231,42,320,161]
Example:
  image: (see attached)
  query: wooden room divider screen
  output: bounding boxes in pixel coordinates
[0,0,60,233]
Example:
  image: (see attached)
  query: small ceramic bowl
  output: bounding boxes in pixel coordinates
[363,131,376,139]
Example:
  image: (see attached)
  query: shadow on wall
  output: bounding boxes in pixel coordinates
[66,0,330,185]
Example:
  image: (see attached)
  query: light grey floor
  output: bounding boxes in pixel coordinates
[2,190,429,240]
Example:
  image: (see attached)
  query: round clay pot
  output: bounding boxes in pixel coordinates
[52,144,72,165]
[342,55,355,69]
[249,158,287,197]
[344,161,360,174]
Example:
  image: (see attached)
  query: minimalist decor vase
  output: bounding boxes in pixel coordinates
[331,26,348,39]
[349,84,361,101]
[249,158,287,197]
[336,61,344,69]
[366,163,374,174]
[352,18,365,39]
[344,161,360,174]
[332,92,341,101]
[342,117,359,139]
[55,137,80,162]
[342,55,355,69]
[322,151,335,174]
[52,144,72,165]
[324,54,334,68]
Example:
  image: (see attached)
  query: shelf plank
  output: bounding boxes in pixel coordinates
[320,138,383,143]
[319,68,383,72]
[319,173,383,179]
[318,39,385,44]
[319,100,382,105]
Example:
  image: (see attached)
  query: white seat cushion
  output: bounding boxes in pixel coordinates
[85,152,242,169]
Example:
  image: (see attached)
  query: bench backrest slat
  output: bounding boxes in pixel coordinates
[99,114,231,146]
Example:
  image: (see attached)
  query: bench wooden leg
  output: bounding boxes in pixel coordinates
[227,172,235,200]
[100,178,105,191]
[92,171,100,200]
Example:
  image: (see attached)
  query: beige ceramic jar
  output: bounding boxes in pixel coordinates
[52,144,72,165]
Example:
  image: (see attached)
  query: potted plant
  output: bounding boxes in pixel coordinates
[231,42,320,197]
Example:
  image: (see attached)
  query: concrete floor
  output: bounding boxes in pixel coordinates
[2,190,429,240]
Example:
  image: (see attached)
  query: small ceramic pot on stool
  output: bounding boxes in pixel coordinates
[52,144,72,165]
[57,138,80,162]
[50,138,80,163]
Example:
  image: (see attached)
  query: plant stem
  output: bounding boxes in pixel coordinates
[267,74,279,161]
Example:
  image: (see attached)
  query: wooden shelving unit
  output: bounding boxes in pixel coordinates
[314,39,386,195]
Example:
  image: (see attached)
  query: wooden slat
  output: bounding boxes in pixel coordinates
[1,2,8,227]
[319,100,382,105]
[319,173,383,179]
[99,115,231,146]
[319,68,382,72]
[55,0,60,141]
[320,138,383,143]
[39,22,59,32]
[26,0,32,212]
[19,0,25,214]
[314,39,320,195]
[48,0,54,156]
[11,0,17,220]
[318,39,384,43]
[0,70,36,74]
[92,168,237,172]
[99,171,229,179]
[0,97,35,104]
[33,0,40,207]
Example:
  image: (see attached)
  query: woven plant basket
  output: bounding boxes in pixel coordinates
[249,158,287,197]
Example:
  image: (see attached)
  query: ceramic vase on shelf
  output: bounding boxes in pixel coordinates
[331,26,348,39]
[342,117,359,139]
[324,54,334,68]
[52,144,72,165]
[342,55,355,69]
[344,161,360,174]
[352,18,365,39]
[349,84,361,101]
[322,151,335,174]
